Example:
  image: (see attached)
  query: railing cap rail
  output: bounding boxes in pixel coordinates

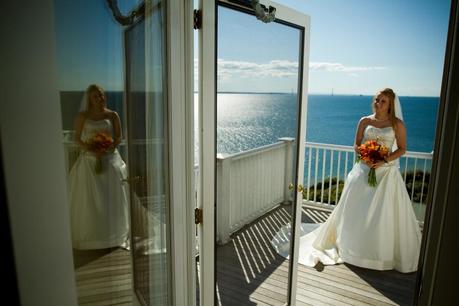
[305,141,355,152]
[218,140,288,161]
[305,141,433,159]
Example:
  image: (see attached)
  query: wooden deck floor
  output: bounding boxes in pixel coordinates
[73,247,132,305]
[73,205,417,306]
[216,204,417,306]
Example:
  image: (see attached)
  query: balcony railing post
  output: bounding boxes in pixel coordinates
[217,154,231,244]
[279,137,295,204]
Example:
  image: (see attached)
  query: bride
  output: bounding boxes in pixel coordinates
[272,88,422,273]
[68,84,129,250]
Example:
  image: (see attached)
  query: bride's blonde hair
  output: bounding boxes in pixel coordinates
[372,88,397,129]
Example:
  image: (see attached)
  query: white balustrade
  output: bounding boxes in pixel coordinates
[214,140,433,243]
[63,129,433,244]
[216,138,295,244]
[303,142,433,222]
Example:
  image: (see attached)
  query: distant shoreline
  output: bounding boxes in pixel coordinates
[59,90,440,98]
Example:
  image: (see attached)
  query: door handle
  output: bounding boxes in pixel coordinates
[288,183,303,193]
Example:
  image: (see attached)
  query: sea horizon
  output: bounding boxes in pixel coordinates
[60,91,439,154]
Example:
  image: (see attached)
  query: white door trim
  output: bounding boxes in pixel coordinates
[199,0,217,305]
[199,1,310,305]
[167,0,196,305]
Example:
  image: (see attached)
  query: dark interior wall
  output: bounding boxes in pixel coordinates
[0,137,20,305]
[418,0,459,304]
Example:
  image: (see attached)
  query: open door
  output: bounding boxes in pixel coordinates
[124,1,195,305]
[199,0,310,305]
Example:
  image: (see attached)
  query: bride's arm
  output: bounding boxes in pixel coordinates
[111,111,122,148]
[387,119,407,162]
[354,117,367,153]
[354,117,372,167]
[74,112,88,150]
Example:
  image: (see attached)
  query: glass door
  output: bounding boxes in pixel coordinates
[125,3,170,305]
[199,0,310,305]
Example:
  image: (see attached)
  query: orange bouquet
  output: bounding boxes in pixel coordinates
[87,131,114,173]
[357,139,389,187]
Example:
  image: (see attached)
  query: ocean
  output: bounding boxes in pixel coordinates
[61,91,439,175]
[216,93,438,155]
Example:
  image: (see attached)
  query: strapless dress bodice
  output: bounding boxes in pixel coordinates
[362,125,396,150]
[81,118,113,142]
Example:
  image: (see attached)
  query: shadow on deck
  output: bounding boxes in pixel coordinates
[72,204,417,305]
[216,204,417,306]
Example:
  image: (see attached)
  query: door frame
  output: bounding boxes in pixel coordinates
[166,0,197,305]
[123,1,195,304]
[198,0,217,305]
[199,1,311,304]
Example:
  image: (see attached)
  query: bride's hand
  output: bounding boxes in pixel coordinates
[372,161,385,169]
[364,160,373,168]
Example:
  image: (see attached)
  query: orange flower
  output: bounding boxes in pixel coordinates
[88,131,114,154]
[357,139,390,187]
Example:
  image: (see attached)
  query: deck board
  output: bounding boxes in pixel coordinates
[73,204,416,305]
[216,204,416,306]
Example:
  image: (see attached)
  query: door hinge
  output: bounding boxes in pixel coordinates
[195,208,203,224]
[193,9,202,30]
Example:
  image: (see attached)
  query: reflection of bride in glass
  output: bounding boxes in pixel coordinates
[272,88,422,273]
[68,84,129,250]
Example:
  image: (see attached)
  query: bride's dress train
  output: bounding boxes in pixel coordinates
[68,118,129,250]
[272,125,422,273]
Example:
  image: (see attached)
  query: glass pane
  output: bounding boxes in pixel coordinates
[125,2,171,305]
[216,5,302,305]
[55,0,170,304]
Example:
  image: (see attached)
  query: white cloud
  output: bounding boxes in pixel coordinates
[217,59,299,78]
[193,58,388,79]
[309,62,387,72]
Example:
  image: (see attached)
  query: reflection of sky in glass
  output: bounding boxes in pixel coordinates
[54,0,141,91]
[217,6,300,93]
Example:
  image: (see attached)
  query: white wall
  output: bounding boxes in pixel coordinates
[0,1,77,305]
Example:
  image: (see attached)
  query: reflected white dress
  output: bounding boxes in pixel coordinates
[68,118,129,249]
[272,125,422,273]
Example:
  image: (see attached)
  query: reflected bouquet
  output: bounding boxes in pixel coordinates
[87,131,114,173]
[357,139,389,187]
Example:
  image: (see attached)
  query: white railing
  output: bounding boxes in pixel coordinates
[303,142,433,222]
[63,130,432,244]
[216,138,295,244]
[214,140,433,244]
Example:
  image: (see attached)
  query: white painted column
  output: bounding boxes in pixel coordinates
[216,154,231,244]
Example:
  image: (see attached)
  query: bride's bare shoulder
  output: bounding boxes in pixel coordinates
[395,118,406,130]
[395,117,404,125]
[358,115,373,126]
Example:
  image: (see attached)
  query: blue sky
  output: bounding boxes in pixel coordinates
[55,0,451,96]
[216,0,451,96]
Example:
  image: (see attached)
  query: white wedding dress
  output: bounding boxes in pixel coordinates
[68,118,130,250]
[272,125,422,273]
